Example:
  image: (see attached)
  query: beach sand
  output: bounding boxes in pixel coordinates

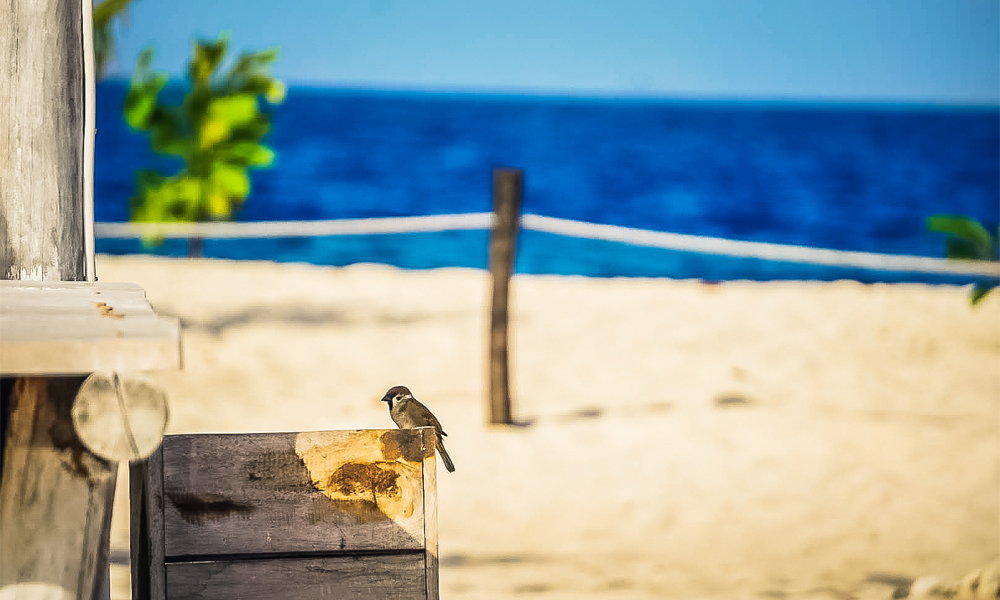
[97,254,999,599]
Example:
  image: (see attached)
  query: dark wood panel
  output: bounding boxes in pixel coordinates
[131,446,166,600]
[166,553,427,600]
[159,430,433,557]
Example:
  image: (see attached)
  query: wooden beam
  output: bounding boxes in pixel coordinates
[0,0,87,282]
[0,377,117,599]
[488,168,522,425]
[0,281,182,376]
[166,555,428,600]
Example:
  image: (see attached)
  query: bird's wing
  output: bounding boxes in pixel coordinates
[412,400,445,434]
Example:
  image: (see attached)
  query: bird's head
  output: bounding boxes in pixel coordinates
[381,385,412,409]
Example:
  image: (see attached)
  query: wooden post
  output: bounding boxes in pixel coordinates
[0,378,118,599]
[487,168,522,425]
[0,1,117,598]
[1,0,87,281]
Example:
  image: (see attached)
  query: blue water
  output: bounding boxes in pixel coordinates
[95,82,999,283]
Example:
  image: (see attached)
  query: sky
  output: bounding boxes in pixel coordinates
[107,0,999,104]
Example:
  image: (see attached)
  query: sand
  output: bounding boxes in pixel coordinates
[97,254,1000,600]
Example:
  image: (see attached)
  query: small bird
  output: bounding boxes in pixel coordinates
[380,385,455,473]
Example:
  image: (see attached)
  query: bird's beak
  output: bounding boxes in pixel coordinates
[380,395,390,403]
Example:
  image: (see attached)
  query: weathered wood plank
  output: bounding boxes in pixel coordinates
[131,445,166,600]
[0,377,116,599]
[165,554,427,600]
[0,0,87,282]
[422,431,440,600]
[0,281,181,375]
[1,281,155,312]
[159,430,433,558]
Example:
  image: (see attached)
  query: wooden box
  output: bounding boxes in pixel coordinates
[130,429,439,600]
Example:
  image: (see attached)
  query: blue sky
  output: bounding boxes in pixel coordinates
[107,0,999,104]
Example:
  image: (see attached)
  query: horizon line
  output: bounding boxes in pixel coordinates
[96,77,1000,110]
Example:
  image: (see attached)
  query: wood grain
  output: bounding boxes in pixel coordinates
[0,281,181,375]
[165,554,427,600]
[130,445,166,600]
[131,429,440,598]
[0,377,116,599]
[422,431,440,600]
[488,168,521,425]
[0,0,86,282]
[157,430,433,558]
[72,372,169,462]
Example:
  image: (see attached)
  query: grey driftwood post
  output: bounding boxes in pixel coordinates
[488,168,522,425]
[1,0,87,281]
[0,1,179,599]
[0,0,107,597]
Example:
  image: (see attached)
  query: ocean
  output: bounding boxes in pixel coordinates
[94,81,1000,283]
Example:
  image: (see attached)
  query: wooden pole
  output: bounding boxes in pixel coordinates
[0,0,87,281]
[487,168,522,425]
[0,378,118,599]
[0,1,117,598]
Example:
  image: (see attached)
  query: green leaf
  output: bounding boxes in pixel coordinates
[189,34,230,84]
[123,49,168,130]
[927,215,996,255]
[944,238,989,261]
[970,281,998,305]
[209,94,259,127]
[229,74,275,98]
[150,110,195,157]
[131,172,205,225]
[124,89,158,130]
[211,163,251,199]
[222,142,275,166]
[253,47,280,65]
[229,118,272,141]
[197,95,260,148]
[204,191,228,218]
[265,80,286,104]
[198,118,230,149]
[926,214,998,306]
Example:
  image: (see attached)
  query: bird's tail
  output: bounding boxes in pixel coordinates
[437,438,456,473]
